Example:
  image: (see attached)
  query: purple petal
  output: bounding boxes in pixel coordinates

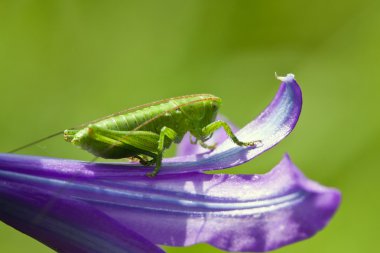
[176,114,239,156]
[106,74,301,174]
[0,184,164,253]
[162,74,302,173]
[0,153,340,252]
[3,74,300,176]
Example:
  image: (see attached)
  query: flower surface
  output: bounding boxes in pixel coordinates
[0,74,341,252]
[0,153,341,252]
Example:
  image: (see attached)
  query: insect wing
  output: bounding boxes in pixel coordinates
[75,94,215,129]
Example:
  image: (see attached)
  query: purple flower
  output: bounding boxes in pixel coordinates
[0,74,341,252]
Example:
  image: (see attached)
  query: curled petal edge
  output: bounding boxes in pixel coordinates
[164,74,302,173]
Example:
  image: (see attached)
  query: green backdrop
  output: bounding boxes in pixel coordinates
[0,0,378,252]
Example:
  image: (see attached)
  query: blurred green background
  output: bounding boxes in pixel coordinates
[1,0,379,252]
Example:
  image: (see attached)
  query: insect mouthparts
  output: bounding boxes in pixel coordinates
[63,129,79,143]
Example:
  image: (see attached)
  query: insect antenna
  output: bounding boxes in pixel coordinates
[8,131,63,153]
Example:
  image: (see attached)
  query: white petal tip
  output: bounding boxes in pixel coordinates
[275,73,295,83]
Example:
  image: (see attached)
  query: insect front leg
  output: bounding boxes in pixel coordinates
[201,120,261,147]
[147,126,178,178]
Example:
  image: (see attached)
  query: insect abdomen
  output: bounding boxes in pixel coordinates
[93,94,221,139]
[94,101,178,132]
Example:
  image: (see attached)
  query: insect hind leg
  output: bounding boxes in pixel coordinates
[201,120,261,147]
[146,126,178,177]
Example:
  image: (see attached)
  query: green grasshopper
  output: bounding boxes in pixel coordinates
[64,94,259,176]
[10,94,259,177]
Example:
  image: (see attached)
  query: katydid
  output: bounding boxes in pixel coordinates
[10,94,260,177]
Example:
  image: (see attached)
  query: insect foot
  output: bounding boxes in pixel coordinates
[239,140,263,148]
[146,171,158,178]
[198,140,217,150]
[245,140,263,148]
[208,144,217,150]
